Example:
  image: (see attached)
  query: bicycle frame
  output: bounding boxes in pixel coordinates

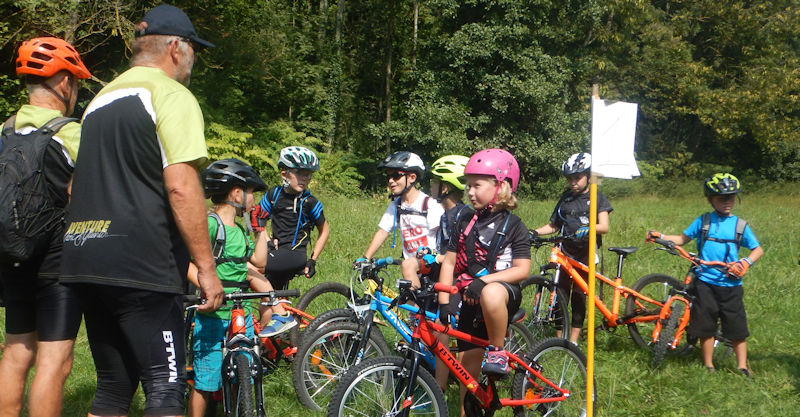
[397,289,570,415]
[222,298,267,417]
[544,244,679,329]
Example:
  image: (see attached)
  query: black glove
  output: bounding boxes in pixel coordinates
[305,259,317,278]
[464,278,487,301]
[438,300,458,327]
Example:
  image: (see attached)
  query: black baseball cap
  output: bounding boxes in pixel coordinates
[134,4,214,49]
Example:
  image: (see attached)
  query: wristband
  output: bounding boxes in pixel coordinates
[742,256,753,265]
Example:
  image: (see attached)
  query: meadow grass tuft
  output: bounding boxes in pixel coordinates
[2,181,799,416]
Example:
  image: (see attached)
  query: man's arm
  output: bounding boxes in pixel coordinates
[164,162,223,312]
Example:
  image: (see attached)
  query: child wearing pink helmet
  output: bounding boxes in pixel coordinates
[437,149,531,407]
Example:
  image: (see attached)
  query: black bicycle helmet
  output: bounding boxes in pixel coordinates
[561,152,592,176]
[202,158,266,198]
[378,151,426,176]
[703,173,741,196]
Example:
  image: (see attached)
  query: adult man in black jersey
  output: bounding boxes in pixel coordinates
[59,5,223,416]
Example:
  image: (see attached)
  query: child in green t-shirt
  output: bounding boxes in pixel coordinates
[187,159,295,417]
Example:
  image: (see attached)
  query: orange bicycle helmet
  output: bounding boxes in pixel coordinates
[16,37,91,79]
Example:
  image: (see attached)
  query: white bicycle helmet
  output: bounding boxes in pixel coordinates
[278,146,320,171]
[561,152,592,176]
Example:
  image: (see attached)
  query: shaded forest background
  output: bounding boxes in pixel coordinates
[2,0,799,196]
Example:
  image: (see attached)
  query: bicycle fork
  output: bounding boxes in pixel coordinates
[652,296,691,349]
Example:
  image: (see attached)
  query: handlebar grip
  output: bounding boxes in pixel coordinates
[273,289,301,298]
[653,237,674,248]
[433,282,459,295]
[375,256,402,267]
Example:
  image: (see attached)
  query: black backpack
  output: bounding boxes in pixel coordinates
[0,115,76,263]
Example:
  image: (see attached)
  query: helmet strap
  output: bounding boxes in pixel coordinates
[43,80,71,115]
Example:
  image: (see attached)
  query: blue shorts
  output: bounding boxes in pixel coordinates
[192,313,255,392]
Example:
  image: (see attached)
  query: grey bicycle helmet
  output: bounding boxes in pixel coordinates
[202,158,266,198]
[378,151,426,176]
[278,146,320,171]
[561,152,592,176]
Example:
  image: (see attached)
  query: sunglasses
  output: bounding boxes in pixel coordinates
[387,171,407,181]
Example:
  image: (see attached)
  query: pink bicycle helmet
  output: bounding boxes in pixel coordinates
[464,149,520,192]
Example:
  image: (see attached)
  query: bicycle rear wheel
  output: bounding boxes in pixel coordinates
[301,307,359,343]
[327,356,446,417]
[292,321,392,411]
[652,303,684,368]
[511,338,590,417]
[625,273,685,351]
[521,275,569,341]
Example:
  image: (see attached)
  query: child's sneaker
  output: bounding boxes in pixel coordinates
[481,345,509,378]
[258,314,297,337]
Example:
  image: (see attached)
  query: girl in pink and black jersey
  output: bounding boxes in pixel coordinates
[438,149,531,411]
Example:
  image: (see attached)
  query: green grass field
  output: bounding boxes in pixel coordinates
[2,181,800,416]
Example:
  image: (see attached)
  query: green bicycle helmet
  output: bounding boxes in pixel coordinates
[704,173,741,196]
[430,155,468,190]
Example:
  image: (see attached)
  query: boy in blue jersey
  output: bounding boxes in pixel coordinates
[647,173,763,376]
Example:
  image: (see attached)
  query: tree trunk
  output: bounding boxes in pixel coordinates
[383,3,394,155]
[412,1,418,67]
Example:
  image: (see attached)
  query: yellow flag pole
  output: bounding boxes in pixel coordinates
[586,84,600,416]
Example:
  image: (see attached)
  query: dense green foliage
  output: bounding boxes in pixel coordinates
[2,0,799,193]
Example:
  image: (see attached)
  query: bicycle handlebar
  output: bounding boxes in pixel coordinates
[649,237,728,270]
[184,289,300,305]
[529,231,581,248]
[353,256,401,271]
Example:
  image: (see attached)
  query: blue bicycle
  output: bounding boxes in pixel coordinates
[291,257,534,411]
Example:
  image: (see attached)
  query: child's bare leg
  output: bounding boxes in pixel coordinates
[480,283,509,347]
[732,339,747,370]
[434,329,450,390]
[700,336,715,368]
[459,348,483,417]
[401,257,421,288]
[188,389,211,417]
[569,327,582,343]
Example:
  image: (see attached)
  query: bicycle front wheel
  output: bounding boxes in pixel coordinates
[327,356,447,417]
[234,354,259,417]
[652,302,684,368]
[521,275,569,341]
[625,273,684,351]
[292,321,392,411]
[292,282,354,345]
[512,338,590,417]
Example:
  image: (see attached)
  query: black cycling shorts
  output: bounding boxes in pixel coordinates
[71,284,186,416]
[688,279,749,340]
[0,226,81,340]
[558,268,588,328]
[457,282,522,351]
[265,246,307,290]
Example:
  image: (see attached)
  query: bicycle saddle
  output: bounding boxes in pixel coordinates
[608,246,638,256]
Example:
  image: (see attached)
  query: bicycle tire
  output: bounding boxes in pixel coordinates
[234,354,257,417]
[625,273,684,351]
[506,322,535,358]
[291,281,354,346]
[327,356,447,417]
[301,307,359,343]
[652,303,683,368]
[292,321,392,411]
[511,338,591,417]
[521,275,569,341]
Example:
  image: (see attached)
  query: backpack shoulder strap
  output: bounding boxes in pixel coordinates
[421,196,429,215]
[209,213,226,263]
[2,115,15,136]
[40,117,78,134]
[486,212,514,273]
[698,212,711,253]
[734,217,747,248]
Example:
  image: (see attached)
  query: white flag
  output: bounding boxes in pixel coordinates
[591,98,640,179]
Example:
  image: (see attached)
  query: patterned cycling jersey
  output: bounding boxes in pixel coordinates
[61,66,208,294]
[258,186,325,250]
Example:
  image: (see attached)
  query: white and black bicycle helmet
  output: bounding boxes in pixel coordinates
[378,151,426,176]
[202,158,266,198]
[278,146,320,171]
[561,152,592,176]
